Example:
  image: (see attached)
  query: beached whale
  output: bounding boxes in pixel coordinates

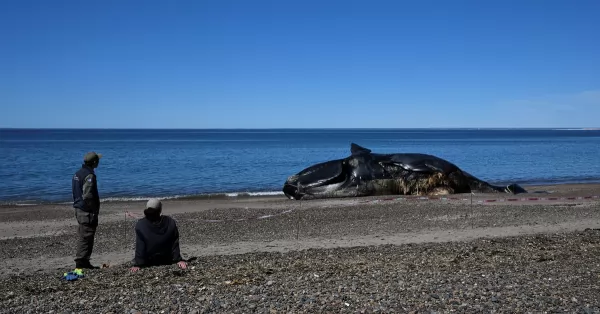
[282,143,527,200]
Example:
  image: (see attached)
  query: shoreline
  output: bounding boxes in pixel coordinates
[1,182,600,312]
[3,181,600,207]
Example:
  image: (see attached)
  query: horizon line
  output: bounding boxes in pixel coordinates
[1,127,600,131]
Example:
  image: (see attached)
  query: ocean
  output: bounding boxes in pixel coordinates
[1,128,600,204]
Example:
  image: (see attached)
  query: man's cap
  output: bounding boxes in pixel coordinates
[146,198,162,210]
[83,152,102,163]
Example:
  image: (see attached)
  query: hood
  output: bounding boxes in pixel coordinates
[143,216,171,235]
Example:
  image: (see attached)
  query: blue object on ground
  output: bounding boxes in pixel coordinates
[62,269,85,281]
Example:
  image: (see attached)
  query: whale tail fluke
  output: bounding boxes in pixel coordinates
[459,171,527,195]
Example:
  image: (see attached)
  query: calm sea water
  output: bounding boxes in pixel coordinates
[1,129,600,204]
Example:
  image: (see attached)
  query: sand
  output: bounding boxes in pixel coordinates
[1,183,599,312]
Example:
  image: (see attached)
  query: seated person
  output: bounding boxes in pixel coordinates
[130,199,187,272]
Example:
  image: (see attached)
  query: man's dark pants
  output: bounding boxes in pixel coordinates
[74,208,98,264]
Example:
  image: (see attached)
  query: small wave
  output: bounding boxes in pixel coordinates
[101,195,187,203]
[100,191,284,203]
[0,190,286,205]
[225,191,284,197]
[0,202,45,207]
[178,191,284,200]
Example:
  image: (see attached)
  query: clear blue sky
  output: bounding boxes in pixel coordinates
[1,0,599,128]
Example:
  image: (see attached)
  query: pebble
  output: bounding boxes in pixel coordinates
[2,203,600,312]
[1,231,600,312]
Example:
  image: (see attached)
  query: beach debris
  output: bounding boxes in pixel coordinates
[62,268,85,281]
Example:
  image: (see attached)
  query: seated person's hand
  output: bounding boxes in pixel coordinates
[130,266,140,272]
[177,261,187,269]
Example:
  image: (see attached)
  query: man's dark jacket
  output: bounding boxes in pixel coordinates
[133,215,183,267]
[72,165,100,213]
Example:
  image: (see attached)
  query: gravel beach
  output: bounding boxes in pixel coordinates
[1,183,599,313]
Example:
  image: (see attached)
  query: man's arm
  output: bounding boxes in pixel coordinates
[133,225,147,267]
[171,223,183,263]
[82,173,98,209]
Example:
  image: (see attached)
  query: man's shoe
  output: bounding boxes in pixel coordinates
[75,260,100,269]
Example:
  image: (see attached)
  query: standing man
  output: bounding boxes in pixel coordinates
[72,151,102,269]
